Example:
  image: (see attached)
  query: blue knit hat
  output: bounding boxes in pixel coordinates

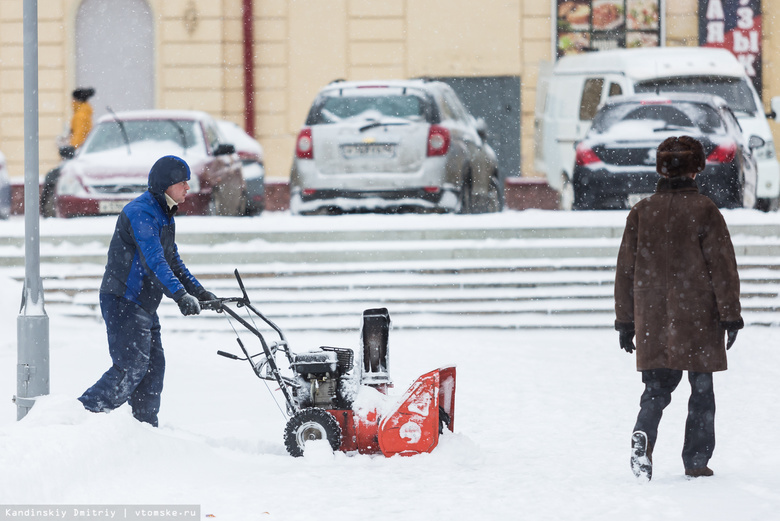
[147,155,191,194]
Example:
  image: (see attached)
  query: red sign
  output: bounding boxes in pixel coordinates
[699,0,762,96]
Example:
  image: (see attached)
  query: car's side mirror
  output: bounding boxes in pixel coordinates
[58,145,76,160]
[749,135,766,150]
[768,97,780,120]
[475,118,489,141]
[214,143,236,156]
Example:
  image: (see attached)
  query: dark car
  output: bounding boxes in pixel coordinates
[290,79,501,215]
[572,93,760,210]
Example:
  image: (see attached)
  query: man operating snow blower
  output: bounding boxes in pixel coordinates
[78,155,217,426]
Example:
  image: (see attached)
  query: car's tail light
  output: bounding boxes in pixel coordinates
[575,143,602,166]
[302,188,317,196]
[707,141,736,163]
[427,125,450,157]
[296,128,313,159]
[423,186,440,193]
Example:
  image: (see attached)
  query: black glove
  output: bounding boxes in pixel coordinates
[720,319,744,350]
[615,321,635,354]
[619,330,635,353]
[177,293,201,316]
[198,289,217,302]
[726,330,738,350]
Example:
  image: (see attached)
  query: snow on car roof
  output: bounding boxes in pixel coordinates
[96,109,215,123]
[317,79,441,95]
[554,47,747,81]
[602,92,729,108]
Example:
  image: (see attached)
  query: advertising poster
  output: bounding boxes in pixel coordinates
[557,0,661,58]
[698,0,762,96]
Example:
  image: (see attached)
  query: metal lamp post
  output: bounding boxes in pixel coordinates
[16,0,49,420]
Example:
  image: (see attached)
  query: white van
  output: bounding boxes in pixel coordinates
[534,47,780,211]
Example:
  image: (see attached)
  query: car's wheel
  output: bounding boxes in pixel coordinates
[212,185,246,216]
[237,188,248,216]
[283,408,342,457]
[457,174,473,214]
[756,197,780,212]
[559,173,574,211]
[487,173,503,212]
[40,166,61,218]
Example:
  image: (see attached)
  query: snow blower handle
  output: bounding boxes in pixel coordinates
[234,269,251,303]
[217,350,240,360]
[200,299,223,311]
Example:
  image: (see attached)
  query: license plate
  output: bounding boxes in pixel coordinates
[627,193,652,207]
[341,143,396,159]
[98,200,130,214]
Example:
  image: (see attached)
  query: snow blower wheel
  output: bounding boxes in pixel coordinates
[284,408,342,457]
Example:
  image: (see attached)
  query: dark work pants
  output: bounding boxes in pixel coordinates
[79,294,165,426]
[633,368,715,470]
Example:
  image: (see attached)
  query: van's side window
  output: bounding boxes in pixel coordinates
[608,83,622,97]
[580,78,604,121]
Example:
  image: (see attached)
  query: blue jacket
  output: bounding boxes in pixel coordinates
[100,156,203,313]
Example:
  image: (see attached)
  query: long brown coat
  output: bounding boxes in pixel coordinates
[614,177,742,372]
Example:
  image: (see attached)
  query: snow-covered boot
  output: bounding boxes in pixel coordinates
[631,431,652,481]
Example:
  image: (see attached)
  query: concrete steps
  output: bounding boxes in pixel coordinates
[1,211,778,330]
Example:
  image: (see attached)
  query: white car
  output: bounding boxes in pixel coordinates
[290,79,502,215]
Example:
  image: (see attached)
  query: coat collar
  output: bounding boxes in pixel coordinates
[151,191,178,218]
[656,176,699,193]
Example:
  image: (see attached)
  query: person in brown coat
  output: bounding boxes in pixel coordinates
[614,135,743,481]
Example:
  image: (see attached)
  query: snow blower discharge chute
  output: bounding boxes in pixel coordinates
[201,270,456,457]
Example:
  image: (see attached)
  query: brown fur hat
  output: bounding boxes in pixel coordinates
[656,136,706,177]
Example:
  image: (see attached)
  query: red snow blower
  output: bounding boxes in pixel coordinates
[202,270,456,457]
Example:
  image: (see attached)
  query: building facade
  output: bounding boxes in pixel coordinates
[0,0,777,184]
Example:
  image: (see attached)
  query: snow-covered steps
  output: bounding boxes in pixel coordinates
[0,210,779,266]
[1,210,778,329]
[39,260,780,330]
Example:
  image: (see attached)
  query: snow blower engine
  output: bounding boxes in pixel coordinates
[202,270,456,457]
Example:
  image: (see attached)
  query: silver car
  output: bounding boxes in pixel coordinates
[290,79,501,215]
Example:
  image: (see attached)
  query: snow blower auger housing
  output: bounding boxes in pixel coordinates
[201,270,456,457]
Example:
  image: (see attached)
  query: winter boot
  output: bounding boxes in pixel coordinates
[631,431,653,481]
[685,466,714,478]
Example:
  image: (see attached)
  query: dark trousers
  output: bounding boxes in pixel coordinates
[79,294,165,426]
[633,368,715,470]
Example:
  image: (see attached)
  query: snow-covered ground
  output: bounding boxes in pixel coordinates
[1,210,779,521]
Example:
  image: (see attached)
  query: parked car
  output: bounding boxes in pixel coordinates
[535,47,779,211]
[0,150,10,219]
[290,79,502,215]
[217,120,265,215]
[572,93,760,210]
[54,110,246,218]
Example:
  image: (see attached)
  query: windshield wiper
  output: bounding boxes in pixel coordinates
[166,119,188,155]
[106,106,132,155]
[359,120,410,132]
[653,124,694,132]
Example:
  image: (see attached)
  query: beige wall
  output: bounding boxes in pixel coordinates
[0,0,777,183]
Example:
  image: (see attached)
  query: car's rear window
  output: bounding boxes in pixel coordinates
[634,76,757,115]
[307,93,431,125]
[591,101,725,135]
[84,120,201,154]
